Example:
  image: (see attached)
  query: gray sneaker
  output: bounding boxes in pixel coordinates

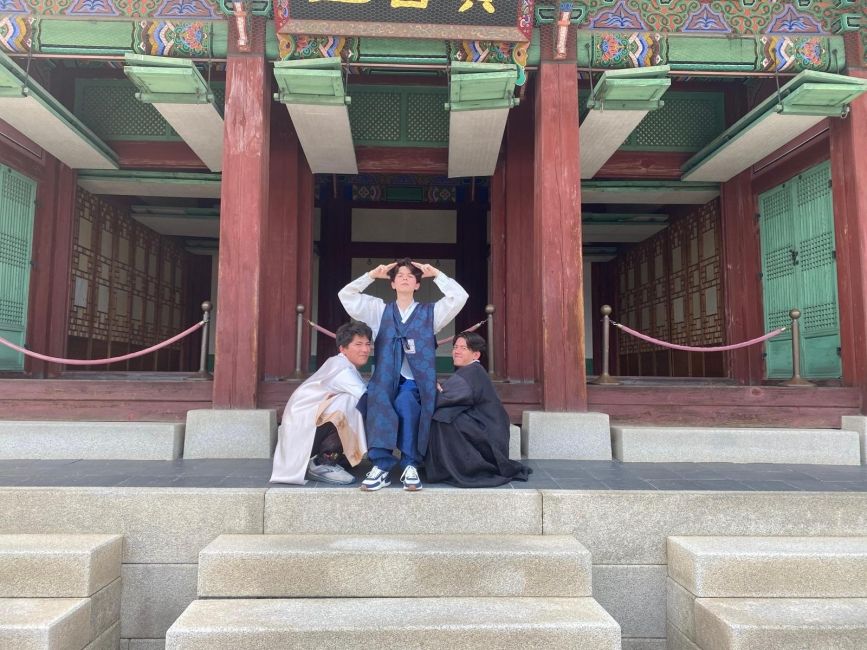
[307,456,354,485]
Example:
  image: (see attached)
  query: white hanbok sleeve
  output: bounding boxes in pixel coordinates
[432,272,470,333]
[338,273,386,338]
[327,366,366,401]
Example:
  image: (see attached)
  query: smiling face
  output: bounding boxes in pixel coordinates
[339,334,372,368]
[390,264,421,294]
[452,336,481,367]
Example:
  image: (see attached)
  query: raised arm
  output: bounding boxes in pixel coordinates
[337,272,387,335]
[431,273,469,333]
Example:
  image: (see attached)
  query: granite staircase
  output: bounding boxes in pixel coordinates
[166,532,621,649]
[0,534,122,649]
[666,535,867,649]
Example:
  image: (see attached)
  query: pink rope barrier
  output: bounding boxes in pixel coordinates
[0,320,205,366]
[614,322,786,353]
[308,318,487,346]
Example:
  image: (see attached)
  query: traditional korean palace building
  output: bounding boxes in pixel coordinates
[0,0,865,431]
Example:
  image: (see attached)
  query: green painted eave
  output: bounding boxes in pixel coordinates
[582,212,668,224]
[447,61,518,112]
[124,54,215,104]
[587,64,670,111]
[0,50,117,166]
[78,169,221,186]
[683,70,867,175]
[273,56,348,106]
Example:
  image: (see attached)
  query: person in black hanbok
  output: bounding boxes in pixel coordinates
[425,331,531,488]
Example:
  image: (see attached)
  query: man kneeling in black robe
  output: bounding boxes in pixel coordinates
[425,331,531,488]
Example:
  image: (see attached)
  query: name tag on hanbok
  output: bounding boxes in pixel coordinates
[403,338,416,354]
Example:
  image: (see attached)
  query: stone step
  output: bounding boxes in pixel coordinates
[611,425,861,464]
[0,421,184,460]
[0,534,122,598]
[0,598,92,650]
[668,536,867,597]
[166,597,621,650]
[198,534,591,598]
[694,598,867,650]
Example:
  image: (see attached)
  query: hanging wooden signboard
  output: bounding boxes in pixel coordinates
[274,0,534,42]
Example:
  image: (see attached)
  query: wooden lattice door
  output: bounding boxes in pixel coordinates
[758,161,840,379]
[0,165,37,371]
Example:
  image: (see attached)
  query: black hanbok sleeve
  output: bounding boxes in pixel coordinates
[432,372,475,424]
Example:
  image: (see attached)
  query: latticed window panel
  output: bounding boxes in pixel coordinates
[69,189,193,369]
[405,91,449,145]
[349,86,449,147]
[74,80,177,141]
[349,90,403,144]
[615,199,725,375]
[0,298,23,329]
[622,92,725,152]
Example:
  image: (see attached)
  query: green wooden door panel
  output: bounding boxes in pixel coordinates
[0,166,37,371]
[759,161,841,380]
[759,181,797,379]
[795,161,840,379]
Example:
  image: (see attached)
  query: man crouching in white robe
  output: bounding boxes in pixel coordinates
[270,321,372,485]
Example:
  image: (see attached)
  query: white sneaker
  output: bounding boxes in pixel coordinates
[400,465,423,492]
[307,457,354,485]
[360,465,391,491]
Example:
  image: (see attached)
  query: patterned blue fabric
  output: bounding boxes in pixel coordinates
[365,302,437,456]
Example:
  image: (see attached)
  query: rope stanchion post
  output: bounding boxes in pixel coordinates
[196,301,212,378]
[781,308,815,387]
[294,304,305,378]
[592,305,620,385]
[485,304,496,377]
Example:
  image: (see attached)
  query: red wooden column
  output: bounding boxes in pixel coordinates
[830,66,867,411]
[720,170,763,384]
[213,19,270,407]
[532,62,587,410]
[296,157,314,370]
[27,158,76,378]
[260,105,300,379]
[493,97,537,382]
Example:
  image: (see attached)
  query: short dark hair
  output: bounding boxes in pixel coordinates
[336,320,372,350]
[387,257,422,283]
[455,331,486,353]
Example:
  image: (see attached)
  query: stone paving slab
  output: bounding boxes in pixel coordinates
[694,598,867,650]
[0,533,122,597]
[0,597,92,650]
[165,597,621,650]
[668,535,867,597]
[0,458,864,491]
[197,533,591,598]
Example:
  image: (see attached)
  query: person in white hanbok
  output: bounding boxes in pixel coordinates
[270,321,372,485]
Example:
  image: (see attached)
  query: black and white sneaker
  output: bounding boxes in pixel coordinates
[400,465,423,491]
[360,465,391,491]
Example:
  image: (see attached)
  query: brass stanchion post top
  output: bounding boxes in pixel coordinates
[201,301,212,312]
[601,305,612,316]
[789,308,801,320]
[296,304,305,314]
[485,304,495,315]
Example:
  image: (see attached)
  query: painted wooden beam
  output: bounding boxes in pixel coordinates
[533,61,587,411]
[830,68,867,414]
[212,25,270,408]
[594,151,691,180]
[356,146,448,174]
[109,141,207,170]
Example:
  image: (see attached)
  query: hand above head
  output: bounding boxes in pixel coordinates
[412,261,440,278]
[368,262,397,280]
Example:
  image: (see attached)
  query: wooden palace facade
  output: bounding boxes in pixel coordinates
[0,0,865,427]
